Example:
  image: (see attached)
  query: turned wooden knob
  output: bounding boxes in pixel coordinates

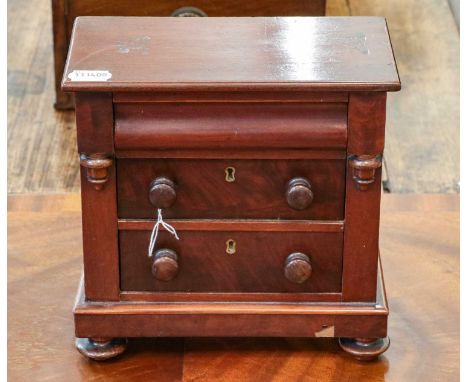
[284,252,312,284]
[286,178,314,210]
[152,249,179,281]
[171,6,207,17]
[148,177,177,208]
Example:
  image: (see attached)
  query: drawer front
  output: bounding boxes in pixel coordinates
[117,158,346,219]
[114,102,347,150]
[119,228,343,293]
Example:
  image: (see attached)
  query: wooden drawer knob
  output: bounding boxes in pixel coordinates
[171,6,207,17]
[286,178,314,210]
[148,177,177,208]
[284,252,312,284]
[152,249,179,281]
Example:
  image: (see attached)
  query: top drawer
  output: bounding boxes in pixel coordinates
[114,102,347,151]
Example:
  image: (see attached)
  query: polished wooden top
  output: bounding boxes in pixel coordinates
[62,17,401,92]
[8,194,458,381]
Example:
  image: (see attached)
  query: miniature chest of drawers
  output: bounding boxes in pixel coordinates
[62,16,400,361]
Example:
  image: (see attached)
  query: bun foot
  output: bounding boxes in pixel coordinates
[338,337,390,361]
[75,337,128,361]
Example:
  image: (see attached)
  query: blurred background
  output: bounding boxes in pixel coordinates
[7,0,460,195]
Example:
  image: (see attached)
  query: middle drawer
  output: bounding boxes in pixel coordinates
[117,158,346,220]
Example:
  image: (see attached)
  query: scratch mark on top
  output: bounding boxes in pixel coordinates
[353,32,369,55]
[115,36,151,54]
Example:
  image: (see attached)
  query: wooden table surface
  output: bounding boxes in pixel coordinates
[8,194,459,381]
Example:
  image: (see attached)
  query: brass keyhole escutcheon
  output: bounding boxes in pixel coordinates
[226,239,236,255]
[225,167,236,182]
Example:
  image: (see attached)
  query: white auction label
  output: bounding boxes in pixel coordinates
[67,70,112,82]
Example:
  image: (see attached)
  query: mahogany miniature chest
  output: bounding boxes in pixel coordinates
[62,16,400,361]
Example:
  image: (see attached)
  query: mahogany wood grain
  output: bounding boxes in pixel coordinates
[114,102,347,150]
[80,165,119,301]
[117,158,346,220]
[77,297,385,316]
[66,0,326,20]
[341,92,386,302]
[52,0,326,109]
[74,92,114,154]
[118,219,344,232]
[347,92,387,154]
[61,17,401,93]
[74,271,387,339]
[119,291,342,303]
[113,91,348,103]
[115,149,347,160]
[51,0,71,109]
[75,93,119,300]
[119,229,344,293]
[75,314,387,339]
[8,194,459,381]
[75,312,386,339]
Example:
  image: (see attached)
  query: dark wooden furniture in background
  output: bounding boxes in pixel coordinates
[52,0,327,110]
[62,16,400,361]
[8,193,459,381]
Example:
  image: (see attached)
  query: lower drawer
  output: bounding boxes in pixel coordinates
[119,223,343,293]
